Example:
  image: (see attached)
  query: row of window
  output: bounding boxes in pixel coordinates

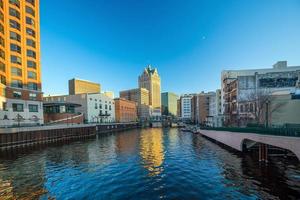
[11,80,37,90]
[12,90,37,100]
[11,67,36,79]
[94,103,112,110]
[9,0,35,8]
[0,59,36,73]
[11,55,36,67]
[12,103,38,112]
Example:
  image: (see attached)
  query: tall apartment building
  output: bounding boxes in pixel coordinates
[0,0,43,127]
[120,88,150,121]
[68,78,101,95]
[138,65,161,116]
[180,94,193,121]
[221,61,300,126]
[161,92,178,117]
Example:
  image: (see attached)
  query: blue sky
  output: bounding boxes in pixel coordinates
[41,0,300,96]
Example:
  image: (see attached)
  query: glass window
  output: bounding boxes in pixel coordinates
[10,43,21,53]
[11,79,22,88]
[26,16,34,26]
[0,12,3,22]
[11,67,22,76]
[0,23,3,34]
[26,0,34,6]
[26,39,35,48]
[9,0,20,8]
[28,82,37,90]
[10,19,20,31]
[27,71,36,79]
[0,49,4,59]
[0,61,5,72]
[0,36,4,47]
[11,55,22,64]
[12,103,23,112]
[13,90,21,98]
[27,49,36,58]
[27,60,36,69]
[9,7,20,19]
[29,93,37,100]
[26,28,35,37]
[29,104,38,112]
[10,31,21,42]
[26,6,35,16]
[0,74,5,85]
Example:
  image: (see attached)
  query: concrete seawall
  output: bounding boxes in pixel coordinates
[0,123,138,149]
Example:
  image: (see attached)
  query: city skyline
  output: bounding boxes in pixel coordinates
[41,0,300,95]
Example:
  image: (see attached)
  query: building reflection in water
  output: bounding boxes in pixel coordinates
[139,129,165,176]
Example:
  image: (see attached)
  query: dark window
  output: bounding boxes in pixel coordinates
[26,28,35,37]
[9,7,20,19]
[10,43,21,53]
[0,36,4,47]
[26,6,35,16]
[27,49,36,58]
[29,93,37,100]
[27,71,36,79]
[26,16,34,26]
[11,67,22,76]
[26,38,35,48]
[29,104,38,112]
[0,74,5,85]
[11,79,22,88]
[10,19,20,31]
[27,60,36,69]
[0,11,3,22]
[12,103,23,112]
[28,82,37,90]
[26,0,35,6]
[9,0,20,8]
[0,61,5,72]
[11,55,21,64]
[10,31,21,42]
[0,49,4,59]
[13,91,21,98]
[0,23,3,34]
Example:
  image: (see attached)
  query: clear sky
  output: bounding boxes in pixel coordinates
[41,0,300,96]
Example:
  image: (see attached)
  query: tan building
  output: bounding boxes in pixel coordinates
[138,65,161,116]
[114,98,137,123]
[68,78,101,95]
[120,88,150,120]
[103,91,114,99]
[0,0,44,127]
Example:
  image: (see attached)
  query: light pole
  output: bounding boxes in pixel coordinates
[265,99,270,128]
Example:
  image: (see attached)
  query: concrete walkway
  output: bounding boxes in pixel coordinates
[200,129,300,161]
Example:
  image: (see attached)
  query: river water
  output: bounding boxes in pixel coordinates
[0,128,299,199]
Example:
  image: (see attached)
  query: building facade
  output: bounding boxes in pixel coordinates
[44,93,115,123]
[114,98,137,123]
[180,94,193,121]
[138,65,161,116]
[120,88,150,121]
[0,0,43,127]
[68,78,101,95]
[161,92,178,117]
[221,61,300,126]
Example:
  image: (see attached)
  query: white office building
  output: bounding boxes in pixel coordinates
[180,94,193,121]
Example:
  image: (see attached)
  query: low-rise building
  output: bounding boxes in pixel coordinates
[68,78,101,95]
[44,93,115,123]
[114,98,137,123]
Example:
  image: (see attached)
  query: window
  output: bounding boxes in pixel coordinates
[0,23,3,34]
[240,105,244,113]
[13,91,21,98]
[2,102,7,111]
[26,28,35,37]
[11,67,22,76]
[26,0,35,6]
[26,6,35,16]
[26,16,34,26]
[11,79,22,88]
[29,104,38,112]
[29,93,37,100]
[10,31,21,42]
[10,19,20,31]
[0,74,5,85]
[0,49,4,59]
[27,49,36,58]
[0,11,3,22]
[11,55,21,64]
[9,8,20,19]
[27,60,36,69]
[28,82,37,90]
[12,103,23,112]
[0,36,4,47]
[105,104,107,109]
[109,105,111,111]
[0,61,4,72]
[26,38,35,48]
[9,0,20,7]
[0,0,3,9]
[27,71,36,79]
[10,43,21,53]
